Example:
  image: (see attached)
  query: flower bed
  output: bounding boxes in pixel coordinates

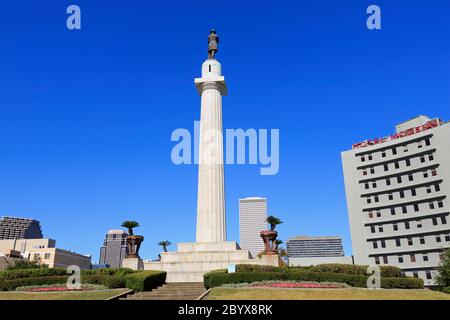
[16,283,108,292]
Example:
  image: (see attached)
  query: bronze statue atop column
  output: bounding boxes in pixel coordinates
[208,29,219,59]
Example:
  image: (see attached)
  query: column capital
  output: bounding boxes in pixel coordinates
[194,77,228,96]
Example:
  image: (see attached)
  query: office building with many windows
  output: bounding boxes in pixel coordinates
[342,115,450,285]
[239,197,268,258]
[0,216,43,240]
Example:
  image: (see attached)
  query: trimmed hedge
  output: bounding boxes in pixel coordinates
[81,268,134,277]
[123,271,167,292]
[0,276,68,291]
[0,268,68,281]
[235,263,402,278]
[309,264,402,278]
[203,270,423,290]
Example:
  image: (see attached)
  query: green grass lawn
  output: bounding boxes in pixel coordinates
[0,288,130,300]
[205,287,450,300]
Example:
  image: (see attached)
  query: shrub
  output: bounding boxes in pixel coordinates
[81,275,125,289]
[203,270,422,289]
[236,264,286,273]
[436,249,450,288]
[0,268,67,281]
[0,276,69,291]
[123,271,166,292]
[309,264,402,278]
[81,268,134,277]
[441,286,450,294]
[6,260,47,270]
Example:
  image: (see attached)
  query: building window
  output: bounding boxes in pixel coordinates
[367,198,372,204]
[381,240,386,248]
[408,174,413,181]
[398,256,404,263]
[388,194,393,200]
[411,188,417,197]
[384,164,388,171]
[378,226,384,232]
[420,156,425,163]
[435,184,441,192]
[396,239,401,247]
[400,191,405,199]
[376,211,381,218]
[430,202,435,210]
[432,217,438,226]
[368,155,373,161]
[441,216,447,224]
[393,223,398,231]
[424,171,429,178]
[403,145,408,152]
[374,196,379,203]
[425,139,431,146]
[373,242,378,249]
[363,170,367,176]
[438,201,444,208]
[371,226,376,233]
[426,186,432,194]
[382,152,386,158]
[383,256,388,264]
[397,176,402,183]
[375,257,380,265]
[420,237,425,245]
[33,253,40,260]
[372,182,377,188]
[432,169,437,176]
[408,237,413,245]
[436,235,442,243]
[395,162,400,169]
[370,168,375,174]
[410,254,416,263]
[406,159,411,167]
[361,156,366,162]
[368,212,374,219]
[426,271,432,280]
[416,220,422,228]
[413,272,419,278]
[391,207,396,215]
[402,206,408,214]
[429,154,434,161]
[365,183,369,189]
[445,234,450,242]
[423,254,429,262]
[44,253,51,259]
[386,178,391,186]
[414,204,419,212]
[417,141,423,148]
[405,221,410,229]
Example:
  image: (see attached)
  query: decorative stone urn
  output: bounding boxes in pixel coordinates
[260,230,278,255]
[126,235,144,258]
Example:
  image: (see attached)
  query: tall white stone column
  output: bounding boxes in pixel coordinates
[194,58,227,243]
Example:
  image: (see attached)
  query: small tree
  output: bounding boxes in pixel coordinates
[436,249,450,289]
[158,240,172,252]
[121,220,140,235]
[266,216,283,231]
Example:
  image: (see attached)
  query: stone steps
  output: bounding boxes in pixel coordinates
[121,282,206,300]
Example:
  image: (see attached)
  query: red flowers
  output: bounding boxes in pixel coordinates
[250,282,340,289]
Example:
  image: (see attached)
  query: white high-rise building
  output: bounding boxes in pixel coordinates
[342,116,450,286]
[239,197,268,258]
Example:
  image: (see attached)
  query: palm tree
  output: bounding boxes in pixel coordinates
[266,216,283,231]
[121,220,140,235]
[274,239,283,251]
[158,240,172,252]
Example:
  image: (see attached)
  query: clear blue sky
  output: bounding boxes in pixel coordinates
[1,1,449,263]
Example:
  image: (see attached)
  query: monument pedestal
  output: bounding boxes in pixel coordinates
[144,241,279,282]
[122,257,144,271]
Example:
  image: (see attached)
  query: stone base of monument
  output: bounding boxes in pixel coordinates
[122,257,144,271]
[144,241,279,282]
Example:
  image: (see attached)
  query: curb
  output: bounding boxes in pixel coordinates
[196,289,211,300]
[106,289,134,301]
